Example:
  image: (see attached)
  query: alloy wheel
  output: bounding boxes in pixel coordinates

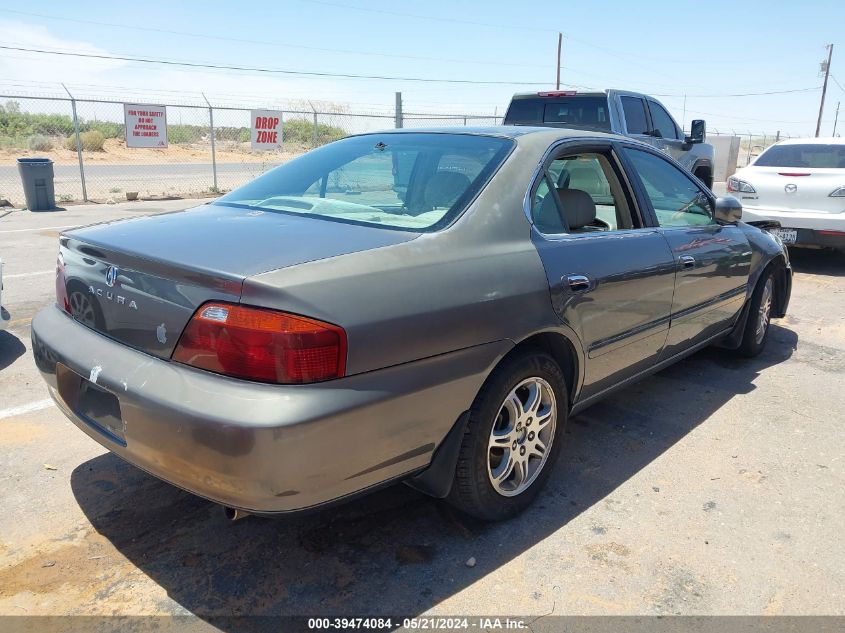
[487,377,557,497]
[755,277,773,345]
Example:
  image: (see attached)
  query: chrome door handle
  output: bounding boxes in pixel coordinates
[565,274,592,293]
[679,255,696,269]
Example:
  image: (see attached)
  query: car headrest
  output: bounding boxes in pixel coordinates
[535,191,566,233]
[423,171,472,210]
[557,188,596,229]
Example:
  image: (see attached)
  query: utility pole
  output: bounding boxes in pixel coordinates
[556,32,562,90]
[815,43,833,137]
[833,101,840,136]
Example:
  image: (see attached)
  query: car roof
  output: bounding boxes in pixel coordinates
[774,137,845,146]
[357,126,625,143]
[510,91,607,99]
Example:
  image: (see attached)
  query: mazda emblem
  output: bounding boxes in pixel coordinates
[784,184,798,194]
[105,265,119,288]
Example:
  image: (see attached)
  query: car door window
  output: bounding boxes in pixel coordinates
[647,102,681,140]
[621,97,649,135]
[624,148,715,227]
[532,151,638,233]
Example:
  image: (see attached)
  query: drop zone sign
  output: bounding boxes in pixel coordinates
[251,110,283,151]
[124,104,168,148]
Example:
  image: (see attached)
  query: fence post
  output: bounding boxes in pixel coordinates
[62,83,88,202]
[202,93,218,192]
[308,101,318,148]
[395,92,403,129]
[746,132,753,165]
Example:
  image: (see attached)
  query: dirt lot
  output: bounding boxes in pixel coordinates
[0,203,843,625]
[0,137,306,166]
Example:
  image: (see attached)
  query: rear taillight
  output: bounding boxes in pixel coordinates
[56,254,70,314]
[172,302,347,384]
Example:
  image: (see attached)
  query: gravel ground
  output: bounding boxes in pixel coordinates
[0,202,843,624]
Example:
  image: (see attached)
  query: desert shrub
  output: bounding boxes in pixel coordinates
[82,120,122,138]
[283,118,346,147]
[27,135,54,151]
[64,130,105,151]
[167,124,201,144]
[0,101,75,138]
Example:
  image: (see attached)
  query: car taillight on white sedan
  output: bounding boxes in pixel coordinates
[172,302,347,384]
[727,176,756,193]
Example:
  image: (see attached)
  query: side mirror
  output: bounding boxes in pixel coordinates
[714,195,742,223]
[685,119,706,144]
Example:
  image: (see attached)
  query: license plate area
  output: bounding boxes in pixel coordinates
[56,363,126,445]
[768,228,797,244]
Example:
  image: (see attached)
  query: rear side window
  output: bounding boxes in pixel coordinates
[533,152,637,234]
[621,96,649,134]
[754,144,845,168]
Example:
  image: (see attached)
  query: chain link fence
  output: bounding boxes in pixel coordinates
[2,91,804,207]
[0,94,509,207]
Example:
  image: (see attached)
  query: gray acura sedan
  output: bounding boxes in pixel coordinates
[32,127,791,521]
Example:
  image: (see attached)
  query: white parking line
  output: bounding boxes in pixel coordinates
[0,225,77,234]
[0,398,55,420]
[5,270,53,279]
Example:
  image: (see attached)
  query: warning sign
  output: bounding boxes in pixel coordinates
[124,104,168,148]
[251,110,283,151]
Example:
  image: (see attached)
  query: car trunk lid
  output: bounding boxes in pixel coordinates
[741,167,845,214]
[59,203,418,358]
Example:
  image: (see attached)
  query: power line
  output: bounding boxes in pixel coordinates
[295,0,557,32]
[0,44,554,86]
[0,8,549,70]
[652,87,820,98]
[0,44,824,99]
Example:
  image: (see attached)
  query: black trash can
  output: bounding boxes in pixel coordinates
[17,157,56,211]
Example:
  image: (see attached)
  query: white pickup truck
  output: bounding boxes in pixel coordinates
[504,89,716,189]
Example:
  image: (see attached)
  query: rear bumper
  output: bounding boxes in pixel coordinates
[32,306,509,513]
[741,206,845,248]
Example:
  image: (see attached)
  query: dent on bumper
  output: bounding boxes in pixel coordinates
[32,306,511,513]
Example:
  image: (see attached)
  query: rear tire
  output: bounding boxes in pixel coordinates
[737,270,775,357]
[447,348,568,521]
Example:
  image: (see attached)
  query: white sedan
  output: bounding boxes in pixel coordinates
[728,137,845,250]
[0,256,9,330]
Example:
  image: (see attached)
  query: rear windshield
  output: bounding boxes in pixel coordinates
[504,96,611,130]
[754,144,845,169]
[214,133,513,232]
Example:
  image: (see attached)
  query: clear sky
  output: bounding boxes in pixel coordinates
[1,0,844,136]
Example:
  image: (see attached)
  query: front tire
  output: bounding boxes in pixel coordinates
[447,349,568,521]
[737,270,775,357]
